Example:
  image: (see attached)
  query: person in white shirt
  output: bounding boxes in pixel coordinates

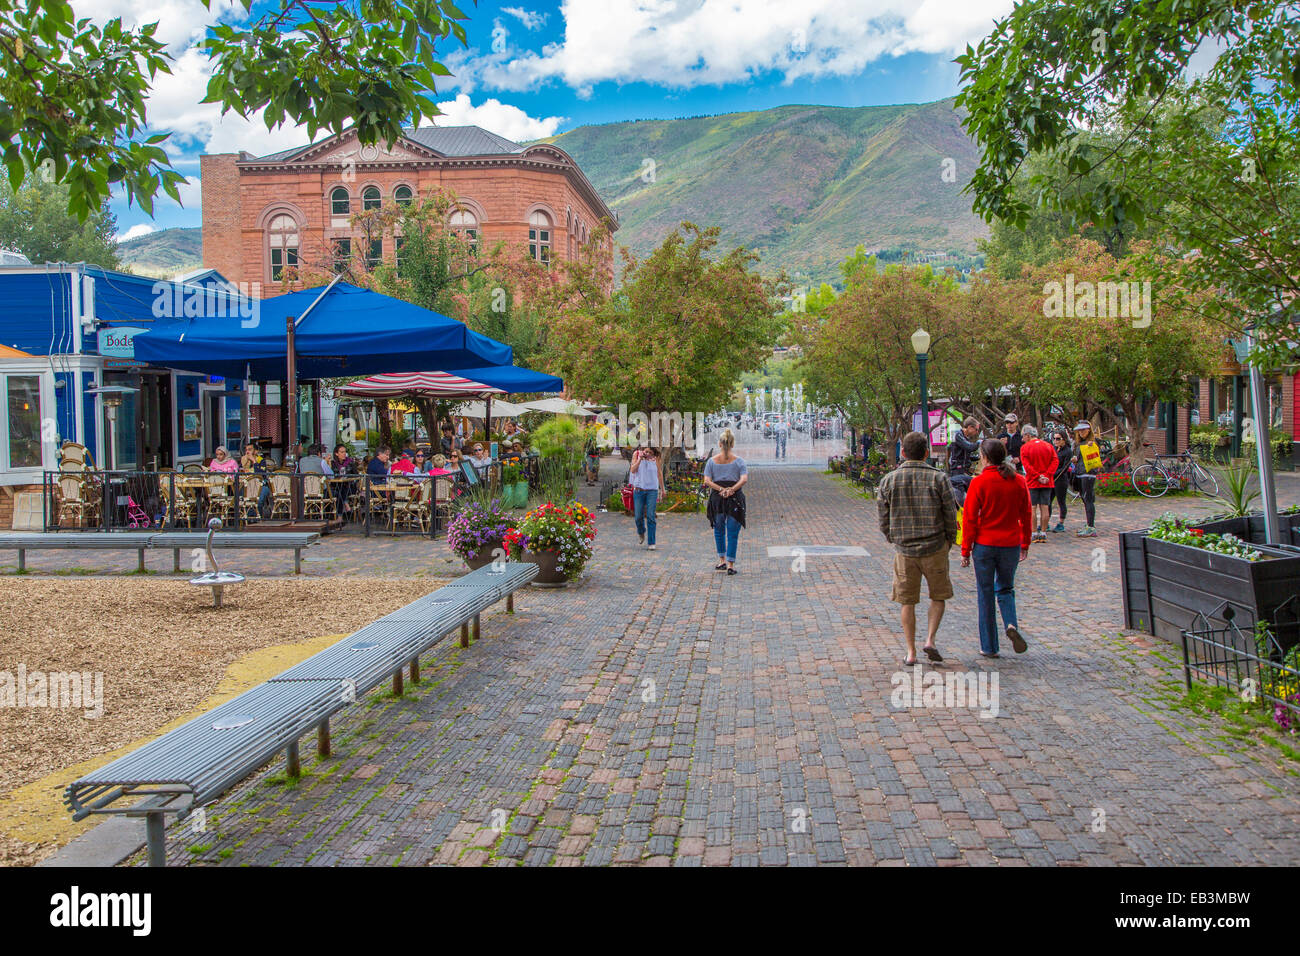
[629,446,666,550]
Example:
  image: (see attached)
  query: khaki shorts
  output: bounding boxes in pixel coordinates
[891,545,954,604]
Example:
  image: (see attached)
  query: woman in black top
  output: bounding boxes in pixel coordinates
[1050,432,1072,533]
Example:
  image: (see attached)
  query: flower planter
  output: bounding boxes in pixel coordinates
[463,537,505,570]
[1119,513,1300,647]
[516,549,569,587]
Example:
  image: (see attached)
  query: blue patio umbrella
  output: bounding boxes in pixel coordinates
[130,282,512,380]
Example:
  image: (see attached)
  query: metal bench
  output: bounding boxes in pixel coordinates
[0,531,318,574]
[63,560,538,865]
[150,531,319,575]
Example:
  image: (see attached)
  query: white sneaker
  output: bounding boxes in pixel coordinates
[648,544,656,551]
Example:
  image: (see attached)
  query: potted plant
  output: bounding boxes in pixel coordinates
[1119,511,1300,647]
[503,501,597,586]
[446,498,515,570]
[500,459,529,508]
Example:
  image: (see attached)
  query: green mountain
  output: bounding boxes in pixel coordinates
[543,98,988,285]
[117,226,202,278]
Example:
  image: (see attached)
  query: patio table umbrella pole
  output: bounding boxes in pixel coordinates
[287,312,298,518]
[486,395,492,444]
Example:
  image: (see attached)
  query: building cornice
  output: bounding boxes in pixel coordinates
[234,142,619,229]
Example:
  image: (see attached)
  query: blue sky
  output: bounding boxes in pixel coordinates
[103,0,1013,239]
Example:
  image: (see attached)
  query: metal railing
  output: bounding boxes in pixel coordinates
[41,469,489,538]
[1180,603,1300,728]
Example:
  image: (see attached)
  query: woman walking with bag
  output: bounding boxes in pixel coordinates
[961,439,1032,657]
[703,428,749,575]
[1071,421,1102,537]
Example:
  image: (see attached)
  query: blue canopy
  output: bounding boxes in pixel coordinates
[130,283,512,380]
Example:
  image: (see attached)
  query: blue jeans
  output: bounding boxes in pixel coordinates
[972,543,1020,654]
[713,514,741,562]
[633,488,658,545]
[775,433,787,458]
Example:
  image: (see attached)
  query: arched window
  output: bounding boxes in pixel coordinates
[528,211,551,266]
[267,214,300,282]
[330,187,351,216]
[394,185,413,207]
[362,186,382,211]
[450,209,478,254]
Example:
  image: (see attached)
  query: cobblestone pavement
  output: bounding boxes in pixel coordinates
[137,466,1300,866]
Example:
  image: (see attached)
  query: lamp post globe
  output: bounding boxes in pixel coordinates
[911,328,931,451]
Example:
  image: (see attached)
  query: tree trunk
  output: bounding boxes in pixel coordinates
[1122,400,1150,469]
[376,399,393,450]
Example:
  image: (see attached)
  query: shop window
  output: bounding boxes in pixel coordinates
[6,375,41,468]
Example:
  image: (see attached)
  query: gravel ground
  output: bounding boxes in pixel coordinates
[0,576,445,865]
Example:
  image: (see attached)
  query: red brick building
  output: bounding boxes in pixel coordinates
[200,125,617,291]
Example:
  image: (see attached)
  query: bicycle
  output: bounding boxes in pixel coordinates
[1130,451,1220,498]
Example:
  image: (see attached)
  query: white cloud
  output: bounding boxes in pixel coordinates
[502,6,549,30]
[431,94,565,141]
[453,0,1014,93]
[117,224,156,241]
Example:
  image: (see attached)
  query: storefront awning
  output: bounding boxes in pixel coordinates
[130,283,512,380]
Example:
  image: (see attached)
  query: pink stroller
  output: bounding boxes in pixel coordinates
[125,495,151,529]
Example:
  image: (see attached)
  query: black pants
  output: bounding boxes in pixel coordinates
[1052,475,1070,521]
[1078,474,1097,527]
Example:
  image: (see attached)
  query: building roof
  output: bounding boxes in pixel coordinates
[253,125,526,163]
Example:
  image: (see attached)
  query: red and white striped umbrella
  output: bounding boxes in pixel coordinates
[334,370,505,399]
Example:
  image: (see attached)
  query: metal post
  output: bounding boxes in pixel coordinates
[918,353,930,446]
[392,669,403,696]
[317,719,331,757]
[1232,374,1247,459]
[145,811,166,867]
[460,622,470,648]
[507,592,514,614]
[410,656,420,683]
[1246,328,1282,545]
[286,740,300,777]
[473,614,481,643]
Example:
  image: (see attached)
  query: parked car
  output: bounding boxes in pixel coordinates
[762,412,783,437]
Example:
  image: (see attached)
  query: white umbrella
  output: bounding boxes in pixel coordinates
[453,398,532,418]
[516,398,597,416]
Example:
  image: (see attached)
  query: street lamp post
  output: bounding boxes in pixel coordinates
[911,328,932,448]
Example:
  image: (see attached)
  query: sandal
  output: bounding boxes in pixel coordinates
[726,567,737,575]
[923,645,943,663]
[904,657,917,667]
[715,562,728,571]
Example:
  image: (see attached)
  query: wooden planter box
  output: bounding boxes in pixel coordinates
[1119,513,1300,647]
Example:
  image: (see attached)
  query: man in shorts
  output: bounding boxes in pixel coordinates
[877,431,960,667]
[1018,424,1058,544]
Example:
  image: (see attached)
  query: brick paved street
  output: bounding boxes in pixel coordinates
[132,467,1300,865]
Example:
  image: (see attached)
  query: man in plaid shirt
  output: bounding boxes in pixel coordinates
[877,431,959,666]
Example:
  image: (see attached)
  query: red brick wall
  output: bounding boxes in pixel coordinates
[200,154,244,285]
[204,150,613,292]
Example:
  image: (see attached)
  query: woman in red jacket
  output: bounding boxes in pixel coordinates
[961,439,1032,657]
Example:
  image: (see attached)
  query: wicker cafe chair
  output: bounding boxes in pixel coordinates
[159,485,196,529]
[388,477,414,530]
[238,474,264,523]
[206,475,237,522]
[301,473,336,521]
[394,477,431,533]
[268,472,294,520]
[55,474,93,528]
